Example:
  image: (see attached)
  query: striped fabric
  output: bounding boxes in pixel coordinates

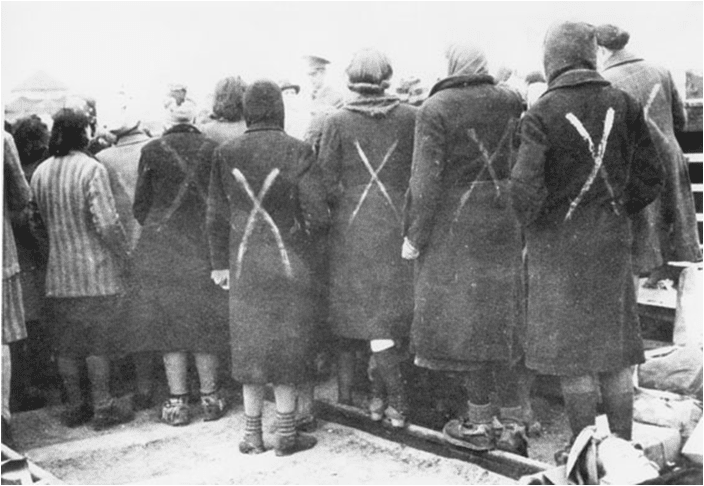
[2,274,27,344]
[30,151,128,297]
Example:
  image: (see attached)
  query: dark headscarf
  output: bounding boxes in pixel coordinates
[243,79,285,129]
[543,21,598,84]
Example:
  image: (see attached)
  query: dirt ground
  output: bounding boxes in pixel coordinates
[13,394,514,485]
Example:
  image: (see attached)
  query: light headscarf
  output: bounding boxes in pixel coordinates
[445,43,489,77]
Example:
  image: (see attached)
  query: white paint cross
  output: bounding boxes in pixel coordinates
[231,168,293,281]
[564,108,617,221]
[348,139,400,227]
[454,120,516,222]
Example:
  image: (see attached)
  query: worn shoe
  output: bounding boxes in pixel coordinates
[92,399,135,431]
[369,397,386,422]
[161,396,191,426]
[60,403,94,428]
[384,405,408,429]
[495,421,528,457]
[295,414,317,433]
[239,434,267,455]
[275,433,317,457]
[201,391,226,422]
[443,419,495,451]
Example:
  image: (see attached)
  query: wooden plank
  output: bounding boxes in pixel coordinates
[315,399,551,481]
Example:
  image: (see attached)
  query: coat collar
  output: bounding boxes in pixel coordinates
[244,122,284,134]
[601,49,644,71]
[429,74,495,97]
[115,131,150,147]
[543,69,610,96]
[164,123,200,136]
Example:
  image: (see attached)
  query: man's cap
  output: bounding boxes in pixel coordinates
[303,55,331,71]
[168,83,187,92]
[279,79,301,94]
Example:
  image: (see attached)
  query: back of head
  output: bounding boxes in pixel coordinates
[213,76,247,122]
[543,21,597,83]
[346,48,393,94]
[243,80,284,129]
[595,24,631,51]
[12,115,49,165]
[48,108,90,157]
[445,43,489,77]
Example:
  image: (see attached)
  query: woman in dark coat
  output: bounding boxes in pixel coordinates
[207,80,329,456]
[403,43,526,452]
[317,48,416,427]
[131,104,228,427]
[510,21,663,459]
[596,24,701,284]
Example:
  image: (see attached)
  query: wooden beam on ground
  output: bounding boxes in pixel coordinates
[315,399,551,481]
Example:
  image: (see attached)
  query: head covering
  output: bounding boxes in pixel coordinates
[396,77,427,105]
[279,79,301,94]
[595,24,631,51]
[346,48,393,95]
[169,82,187,92]
[543,21,597,83]
[243,79,285,128]
[167,100,197,125]
[304,55,330,72]
[445,43,489,77]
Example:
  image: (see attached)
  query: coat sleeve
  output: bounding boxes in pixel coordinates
[133,147,155,225]
[404,104,446,252]
[316,115,344,208]
[206,147,231,270]
[86,164,130,259]
[668,71,687,133]
[297,145,331,233]
[623,97,664,215]
[509,111,549,226]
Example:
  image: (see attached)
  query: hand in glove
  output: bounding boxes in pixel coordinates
[401,237,420,260]
[211,269,230,290]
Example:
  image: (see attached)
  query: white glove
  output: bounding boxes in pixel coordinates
[211,269,230,290]
[401,237,420,260]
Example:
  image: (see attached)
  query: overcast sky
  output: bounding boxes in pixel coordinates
[2,1,702,122]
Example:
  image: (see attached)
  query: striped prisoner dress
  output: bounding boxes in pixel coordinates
[3,132,31,343]
[30,150,128,297]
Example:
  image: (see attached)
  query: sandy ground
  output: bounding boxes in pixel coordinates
[13,395,515,485]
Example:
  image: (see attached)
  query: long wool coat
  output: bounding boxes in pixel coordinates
[129,124,228,354]
[405,75,525,367]
[510,69,663,376]
[317,96,416,341]
[601,50,702,273]
[207,122,330,385]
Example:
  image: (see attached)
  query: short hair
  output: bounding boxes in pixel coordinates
[346,48,393,87]
[12,115,49,166]
[212,76,247,122]
[48,108,90,157]
[595,24,630,51]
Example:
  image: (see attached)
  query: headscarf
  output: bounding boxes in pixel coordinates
[445,43,489,77]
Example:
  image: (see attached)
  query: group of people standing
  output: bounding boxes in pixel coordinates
[3,19,700,462]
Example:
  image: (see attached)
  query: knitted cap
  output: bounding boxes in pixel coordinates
[543,21,597,83]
